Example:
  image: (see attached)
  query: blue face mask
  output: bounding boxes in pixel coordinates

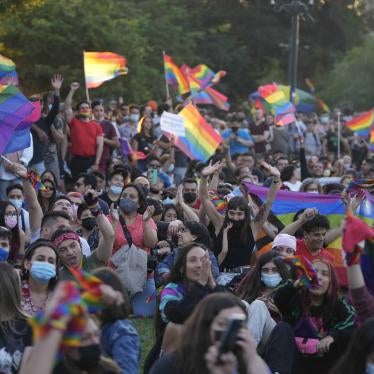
[0,247,9,262]
[119,198,138,214]
[9,198,23,210]
[30,261,56,283]
[167,164,175,173]
[163,197,175,205]
[130,114,139,123]
[367,363,374,374]
[110,185,123,195]
[261,272,282,288]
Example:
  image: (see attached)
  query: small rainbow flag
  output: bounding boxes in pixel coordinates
[174,103,222,161]
[370,127,374,152]
[0,54,19,86]
[345,110,374,137]
[189,64,226,88]
[163,53,190,95]
[84,51,128,89]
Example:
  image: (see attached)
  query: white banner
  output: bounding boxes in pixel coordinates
[160,111,185,137]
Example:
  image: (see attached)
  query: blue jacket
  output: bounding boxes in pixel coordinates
[101,319,141,374]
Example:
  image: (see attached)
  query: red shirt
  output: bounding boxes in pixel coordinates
[296,238,335,263]
[69,118,103,157]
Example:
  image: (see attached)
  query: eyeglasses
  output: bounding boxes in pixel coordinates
[43,186,55,191]
[5,212,18,217]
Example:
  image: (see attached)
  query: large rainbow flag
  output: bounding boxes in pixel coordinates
[0,84,35,155]
[174,103,222,160]
[371,127,374,152]
[163,53,190,95]
[345,109,374,138]
[0,54,18,85]
[83,51,128,89]
[243,182,374,286]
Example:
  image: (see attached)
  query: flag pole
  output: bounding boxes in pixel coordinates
[83,51,90,103]
[162,51,170,100]
[337,111,341,159]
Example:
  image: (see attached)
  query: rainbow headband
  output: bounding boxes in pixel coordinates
[53,232,80,248]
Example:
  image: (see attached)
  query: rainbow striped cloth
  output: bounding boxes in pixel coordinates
[163,53,190,95]
[345,110,374,138]
[172,103,222,161]
[283,255,318,289]
[0,54,18,85]
[84,51,128,89]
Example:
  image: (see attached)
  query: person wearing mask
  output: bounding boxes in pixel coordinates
[299,178,322,194]
[222,120,253,156]
[249,108,270,156]
[0,226,12,263]
[150,293,269,374]
[0,201,25,265]
[29,74,62,174]
[64,82,104,178]
[133,175,151,197]
[92,101,120,174]
[6,184,30,239]
[20,239,58,315]
[119,104,140,141]
[76,203,100,252]
[100,169,127,207]
[180,177,199,212]
[0,263,32,374]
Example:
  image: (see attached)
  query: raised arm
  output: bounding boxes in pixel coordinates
[280,207,317,235]
[142,206,158,248]
[64,82,80,124]
[176,184,199,222]
[93,135,104,170]
[44,74,62,126]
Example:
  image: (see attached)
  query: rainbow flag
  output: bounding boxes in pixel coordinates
[84,51,128,89]
[0,85,35,155]
[244,182,374,286]
[0,54,18,86]
[189,64,226,88]
[163,53,190,95]
[345,110,374,137]
[258,83,296,126]
[370,127,374,152]
[174,103,222,161]
[191,85,230,111]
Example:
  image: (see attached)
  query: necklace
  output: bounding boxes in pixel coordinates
[21,281,49,314]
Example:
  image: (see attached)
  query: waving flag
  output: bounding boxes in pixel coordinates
[172,103,222,160]
[189,64,226,87]
[0,54,19,86]
[163,53,190,95]
[84,51,128,89]
[345,110,374,137]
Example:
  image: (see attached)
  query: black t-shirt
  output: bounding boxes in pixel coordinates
[132,133,156,154]
[149,352,178,374]
[0,319,32,374]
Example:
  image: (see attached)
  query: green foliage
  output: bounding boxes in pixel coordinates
[319,35,374,110]
[0,0,370,108]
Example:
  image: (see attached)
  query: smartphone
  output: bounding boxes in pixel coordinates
[150,169,158,185]
[218,314,246,355]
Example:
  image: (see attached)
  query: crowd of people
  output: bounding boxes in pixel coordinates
[0,74,374,374]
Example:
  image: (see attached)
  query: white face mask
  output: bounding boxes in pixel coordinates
[366,363,374,374]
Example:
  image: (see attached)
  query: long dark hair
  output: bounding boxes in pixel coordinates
[139,115,154,137]
[330,318,374,374]
[176,293,247,374]
[223,196,252,244]
[0,201,20,263]
[167,242,210,285]
[21,239,59,290]
[37,178,56,213]
[237,251,289,303]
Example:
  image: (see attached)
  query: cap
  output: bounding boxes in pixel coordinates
[272,233,296,252]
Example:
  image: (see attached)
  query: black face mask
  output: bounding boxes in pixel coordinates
[229,219,244,228]
[73,344,101,370]
[183,192,197,204]
[81,217,97,231]
[140,185,150,197]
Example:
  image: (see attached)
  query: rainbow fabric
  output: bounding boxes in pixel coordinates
[347,178,374,194]
[189,64,226,87]
[209,190,228,215]
[244,182,374,286]
[283,255,318,289]
[345,110,374,137]
[370,127,374,152]
[0,84,35,155]
[258,83,296,126]
[174,103,222,161]
[159,282,187,323]
[163,53,190,95]
[0,54,19,85]
[27,169,47,191]
[84,51,128,89]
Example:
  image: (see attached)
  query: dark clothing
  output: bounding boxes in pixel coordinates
[30,95,59,164]
[214,225,255,270]
[350,286,374,323]
[0,319,32,374]
[70,155,96,180]
[98,198,110,215]
[249,120,269,154]
[98,120,117,173]
[100,191,119,208]
[149,352,177,374]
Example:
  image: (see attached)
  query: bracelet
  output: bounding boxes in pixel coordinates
[272,179,281,184]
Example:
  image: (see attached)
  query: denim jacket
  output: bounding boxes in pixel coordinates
[101,319,141,374]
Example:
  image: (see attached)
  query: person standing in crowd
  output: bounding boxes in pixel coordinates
[92,100,120,174]
[249,108,270,156]
[64,82,104,179]
[222,119,254,156]
[99,168,127,207]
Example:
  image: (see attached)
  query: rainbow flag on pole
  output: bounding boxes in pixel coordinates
[0,55,18,85]
[163,53,190,95]
[345,109,374,137]
[173,103,222,160]
[83,52,128,89]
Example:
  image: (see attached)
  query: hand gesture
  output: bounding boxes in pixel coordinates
[176,184,184,204]
[70,82,80,91]
[14,163,28,178]
[109,203,119,224]
[260,160,280,179]
[300,208,318,222]
[235,328,258,366]
[205,345,238,374]
[223,222,233,233]
[317,336,334,354]
[167,220,183,238]
[201,161,223,178]
[198,251,211,286]
[143,205,155,222]
[51,74,63,91]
